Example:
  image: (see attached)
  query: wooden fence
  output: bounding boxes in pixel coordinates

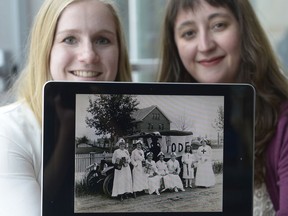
[75,152,113,173]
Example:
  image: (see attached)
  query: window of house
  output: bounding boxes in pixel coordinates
[148,123,154,130]
[152,113,160,120]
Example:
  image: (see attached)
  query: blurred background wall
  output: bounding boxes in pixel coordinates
[252,0,288,71]
[0,0,41,102]
[0,0,288,104]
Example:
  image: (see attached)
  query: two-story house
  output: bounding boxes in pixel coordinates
[131,105,171,133]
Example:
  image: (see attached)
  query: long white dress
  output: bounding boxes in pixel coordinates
[145,160,161,194]
[111,148,133,197]
[195,145,215,187]
[166,159,184,190]
[131,148,148,192]
[181,153,196,179]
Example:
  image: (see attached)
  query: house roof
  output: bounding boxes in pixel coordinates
[132,105,171,122]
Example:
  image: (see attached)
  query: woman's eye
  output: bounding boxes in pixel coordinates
[212,22,227,31]
[63,36,77,45]
[96,37,110,45]
[182,30,196,39]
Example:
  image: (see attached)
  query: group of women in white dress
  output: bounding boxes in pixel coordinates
[111,138,216,201]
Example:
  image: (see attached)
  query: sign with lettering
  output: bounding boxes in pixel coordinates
[157,135,194,157]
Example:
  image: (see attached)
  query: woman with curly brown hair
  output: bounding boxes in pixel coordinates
[157,0,288,215]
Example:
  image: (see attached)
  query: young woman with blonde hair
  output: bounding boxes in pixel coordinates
[0,0,131,215]
[17,0,131,124]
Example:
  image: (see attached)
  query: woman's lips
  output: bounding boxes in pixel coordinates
[198,56,224,67]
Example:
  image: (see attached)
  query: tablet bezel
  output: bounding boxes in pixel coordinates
[42,81,255,216]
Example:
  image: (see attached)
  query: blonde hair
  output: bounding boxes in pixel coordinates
[15,0,131,124]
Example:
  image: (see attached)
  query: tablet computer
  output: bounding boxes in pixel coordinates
[42,81,255,216]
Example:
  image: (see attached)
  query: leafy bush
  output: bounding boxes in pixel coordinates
[213,161,223,174]
[75,180,90,197]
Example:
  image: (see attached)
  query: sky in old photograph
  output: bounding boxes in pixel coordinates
[75,94,224,141]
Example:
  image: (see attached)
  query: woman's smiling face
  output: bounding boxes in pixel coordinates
[174,1,241,83]
[50,0,119,81]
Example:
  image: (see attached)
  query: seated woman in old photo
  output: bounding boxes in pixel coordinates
[156,151,171,192]
[145,152,161,195]
[166,152,185,192]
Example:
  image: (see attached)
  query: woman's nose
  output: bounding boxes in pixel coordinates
[78,42,99,63]
[197,31,216,52]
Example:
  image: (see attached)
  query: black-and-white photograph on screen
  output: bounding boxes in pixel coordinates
[74,94,224,213]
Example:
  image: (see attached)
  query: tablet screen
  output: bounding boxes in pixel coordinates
[42,82,254,216]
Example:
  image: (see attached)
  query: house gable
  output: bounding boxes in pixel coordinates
[132,105,171,133]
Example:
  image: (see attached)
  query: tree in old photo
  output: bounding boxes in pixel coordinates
[85,94,139,149]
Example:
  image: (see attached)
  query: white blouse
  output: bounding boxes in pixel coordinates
[0,101,41,216]
[254,183,275,216]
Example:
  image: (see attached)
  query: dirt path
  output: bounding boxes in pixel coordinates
[75,174,222,213]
